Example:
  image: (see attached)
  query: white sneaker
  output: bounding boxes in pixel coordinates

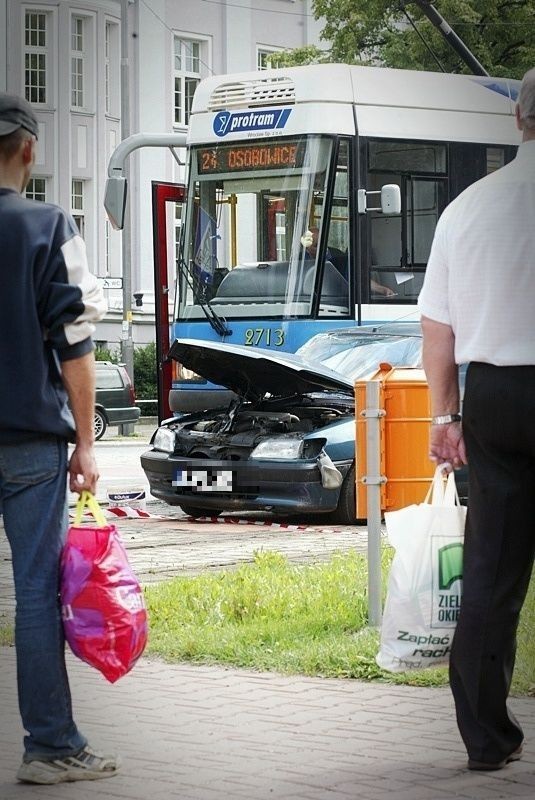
[17,745,120,784]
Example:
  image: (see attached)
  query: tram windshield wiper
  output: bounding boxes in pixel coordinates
[177,257,232,338]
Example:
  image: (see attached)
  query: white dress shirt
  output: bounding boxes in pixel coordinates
[418,140,535,366]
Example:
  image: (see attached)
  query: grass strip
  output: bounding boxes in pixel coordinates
[145,548,534,694]
[1,548,531,694]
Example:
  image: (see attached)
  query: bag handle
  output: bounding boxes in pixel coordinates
[424,465,461,507]
[423,465,445,506]
[443,470,461,507]
[73,490,108,527]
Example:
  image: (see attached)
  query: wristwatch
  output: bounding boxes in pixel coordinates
[431,413,462,425]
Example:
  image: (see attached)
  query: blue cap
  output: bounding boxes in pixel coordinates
[0,93,39,139]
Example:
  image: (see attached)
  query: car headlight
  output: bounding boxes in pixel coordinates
[250,437,304,460]
[153,426,176,453]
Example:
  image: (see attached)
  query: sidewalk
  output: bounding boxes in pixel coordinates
[1,495,534,797]
[1,647,534,800]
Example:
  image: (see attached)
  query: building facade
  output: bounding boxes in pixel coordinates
[1,0,323,347]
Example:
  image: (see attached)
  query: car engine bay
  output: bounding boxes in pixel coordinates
[168,393,354,460]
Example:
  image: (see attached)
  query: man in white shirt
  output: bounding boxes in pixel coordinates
[418,67,535,772]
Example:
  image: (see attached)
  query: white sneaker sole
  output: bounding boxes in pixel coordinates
[17,758,120,784]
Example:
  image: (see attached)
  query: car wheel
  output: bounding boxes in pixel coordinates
[329,464,358,525]
[94,409,107,441]
[179,505,222,519]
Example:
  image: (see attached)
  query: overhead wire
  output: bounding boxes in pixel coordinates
[199,0,316,18]
[137,0,531,89]
[399,4,446,72]
[138,0,215,75]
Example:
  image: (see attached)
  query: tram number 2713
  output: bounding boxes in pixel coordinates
[244,328,285,347]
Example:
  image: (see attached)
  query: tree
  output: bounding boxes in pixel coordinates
[275,1,535,79]
[133,342,157,405]
[268,44,330,68]
[94,345,120,363]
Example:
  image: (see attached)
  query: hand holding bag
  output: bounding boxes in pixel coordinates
[60,491,148,683]
[376,466,466,673]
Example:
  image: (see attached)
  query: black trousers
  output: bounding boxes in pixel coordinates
[450,362,535,763]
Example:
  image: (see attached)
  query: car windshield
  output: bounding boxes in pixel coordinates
[297,332,422,383]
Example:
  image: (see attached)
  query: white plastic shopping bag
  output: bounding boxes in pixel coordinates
[376,466,466,673]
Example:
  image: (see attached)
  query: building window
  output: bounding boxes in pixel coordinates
[71,16,85,108]
[105,23,111,114]
[24,11,47,104]
[105,218,111,273]
[257,49,274,70]
[104,21,119,116]
[72,15,83,50]
[71,179,85,237]
[257,47,283,70]
[173,38,202,126]
[26,177,47,202]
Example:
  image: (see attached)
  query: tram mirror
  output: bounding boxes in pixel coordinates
[104,176,127,230]
[381,184,401,215]
[357,184,401,215]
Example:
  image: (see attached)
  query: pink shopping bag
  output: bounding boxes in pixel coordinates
[60,491,148,683]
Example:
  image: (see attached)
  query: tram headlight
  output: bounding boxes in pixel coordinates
[250,438,303,460]
[153,427,176,453]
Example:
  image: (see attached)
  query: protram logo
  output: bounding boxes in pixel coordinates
[213,108,292,137]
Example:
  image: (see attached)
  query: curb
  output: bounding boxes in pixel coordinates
[97,438,152,446]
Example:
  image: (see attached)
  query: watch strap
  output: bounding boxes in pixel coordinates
[432,413,462,425]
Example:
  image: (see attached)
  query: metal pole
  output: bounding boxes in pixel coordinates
[405,1,489,77]
[107,133,187,179]
[229,194,238,267]
[120,0,134,433]
[363,380,385,628]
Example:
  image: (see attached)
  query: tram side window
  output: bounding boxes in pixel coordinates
[367,140,447,303]
[318,140,350,315]
[487,147,506,173]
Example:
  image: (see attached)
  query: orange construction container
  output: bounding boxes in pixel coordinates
[355,364,434,517]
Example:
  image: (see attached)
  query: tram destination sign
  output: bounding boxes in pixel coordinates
[197,140,306,175]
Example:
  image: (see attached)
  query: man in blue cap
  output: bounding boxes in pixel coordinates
[0,92,120,784]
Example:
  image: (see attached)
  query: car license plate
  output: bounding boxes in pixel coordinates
[172,468,233,492]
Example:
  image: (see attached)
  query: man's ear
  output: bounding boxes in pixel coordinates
[21,136,36,165]
[515,104,523,132]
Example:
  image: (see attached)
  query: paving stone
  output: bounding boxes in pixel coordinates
[1,486,534,799]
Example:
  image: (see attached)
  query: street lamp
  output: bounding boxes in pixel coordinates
[120,0,134,415]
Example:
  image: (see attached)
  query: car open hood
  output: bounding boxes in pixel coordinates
[169,339,354,402]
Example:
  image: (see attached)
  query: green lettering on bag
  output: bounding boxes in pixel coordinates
[438,542,464,590]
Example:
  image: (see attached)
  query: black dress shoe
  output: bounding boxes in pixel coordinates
[467,745,523,771]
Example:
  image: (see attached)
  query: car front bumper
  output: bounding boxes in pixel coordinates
[141,449,352,514]
[104,406,141,425]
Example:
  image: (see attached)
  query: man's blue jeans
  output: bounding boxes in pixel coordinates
[0,437,86,760]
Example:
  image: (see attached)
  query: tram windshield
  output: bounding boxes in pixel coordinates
[176,135,350,321]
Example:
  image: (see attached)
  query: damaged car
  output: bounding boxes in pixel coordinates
[141,324,427,523]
